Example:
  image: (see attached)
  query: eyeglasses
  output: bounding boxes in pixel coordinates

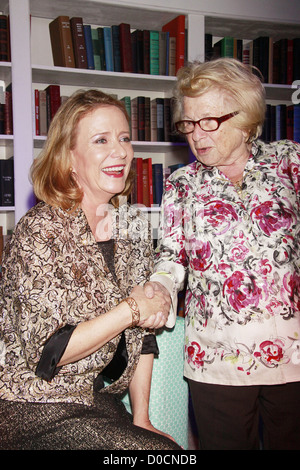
[175,111,239,135]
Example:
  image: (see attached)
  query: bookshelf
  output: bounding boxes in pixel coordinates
[0,0,299,234]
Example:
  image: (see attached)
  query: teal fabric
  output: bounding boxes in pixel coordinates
[122,316,188,449]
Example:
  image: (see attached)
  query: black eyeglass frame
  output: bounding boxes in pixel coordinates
[175,111,239,134]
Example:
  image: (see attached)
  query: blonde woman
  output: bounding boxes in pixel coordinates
[0,89,180,450]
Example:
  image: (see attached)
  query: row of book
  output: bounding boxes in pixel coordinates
[206,34,300,84]
[34,85,69,136]
[0,157,14,206]
[34,85,183,143]
[262,104,300,143]
[122,95,183,143]
[49,15,185,76]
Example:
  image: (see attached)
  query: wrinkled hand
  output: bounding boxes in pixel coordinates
[130,283,171,329]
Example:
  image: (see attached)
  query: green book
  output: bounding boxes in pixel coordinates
[91,28,101,70]
[150,30,159,75]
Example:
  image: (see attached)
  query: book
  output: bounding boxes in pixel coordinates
[159,31,168,75]
[0,15,10,61]
[83,24,95,69]
[0,158,14,206]
[103,27,114,71]
[70,17,87,69]
[131,29,143,74]
[130,97,138,141]
[45,85,61,128]
[97,27,106,70]
[119,23,133,73]
[143,30,150,74]
[149,30,159,75]
[4,83,12,135]
[162,15,185,74]
[151,98,164,141]
[142,158,153,206]
[286,105,294,141]
[34,89,39,136]
[152,163,163,205]
[91,28,101,70]
[150,99,157,142]
[49,16,75,68]
[120,96,131,130]
[136,96,145,141]
[39,90,47,136]
[168,36,176,76]
[131,157,143,204]
[163,98,171,142]
[144,97,151,141]
[111,25,122,72]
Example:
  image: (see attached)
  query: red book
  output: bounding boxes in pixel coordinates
[287,39,293,85]
[119,23,133,73]
[142,158,153,207]
[45,85,61,128]
[162,15,185,74]
[34,89,39,136]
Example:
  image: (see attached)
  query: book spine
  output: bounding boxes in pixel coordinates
[97,28,106,70]
[45,85,61,128]
[130,97,138,141]
[143,30,150,74]
[149,30,159,75]
[144,97,151,141]
[49,16,75,68]
[119,23,133,73]
[137,96,145,141]
[159,31,168,75]
[34,89,39,136]
[103,27,114,71]
[0,158,14,206]
[70,17,87,69]
[83,25,95,70]
[168,36,176,76]
[0,15,9,61]
[111,25,121,72]
[39,90,47,136]
[4,85,12,135]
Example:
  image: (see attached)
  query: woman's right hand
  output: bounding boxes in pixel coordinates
[129,284,171,329]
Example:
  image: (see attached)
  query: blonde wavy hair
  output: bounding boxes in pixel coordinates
[31,89,134,211]
[172,58,266,143]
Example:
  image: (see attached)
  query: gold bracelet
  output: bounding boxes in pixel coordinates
[123,297,140,327]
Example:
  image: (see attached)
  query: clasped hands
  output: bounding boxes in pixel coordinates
[130,281,171,329]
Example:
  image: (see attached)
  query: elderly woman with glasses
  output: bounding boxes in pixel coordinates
[146,58,300,450]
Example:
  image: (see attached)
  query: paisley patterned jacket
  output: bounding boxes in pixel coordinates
[0,202,153,405]
[154,139,300,386]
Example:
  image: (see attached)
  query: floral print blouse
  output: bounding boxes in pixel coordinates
[0,202,154,405]
[154,139,300,386]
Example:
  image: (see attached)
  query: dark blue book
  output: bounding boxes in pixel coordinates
[152,163,163,205]
[103,27,114,71]
[83,25,95,69]
[294,105,300,143]
[111,25,121,72]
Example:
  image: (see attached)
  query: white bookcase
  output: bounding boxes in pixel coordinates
[0,0,299,233]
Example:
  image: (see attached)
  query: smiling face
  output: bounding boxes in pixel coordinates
[70,105,134,206]
[183,89,251,176]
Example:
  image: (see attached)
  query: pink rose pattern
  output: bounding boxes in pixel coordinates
[157,140,300,379]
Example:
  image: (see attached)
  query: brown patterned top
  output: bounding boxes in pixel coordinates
[0,202,154,406]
